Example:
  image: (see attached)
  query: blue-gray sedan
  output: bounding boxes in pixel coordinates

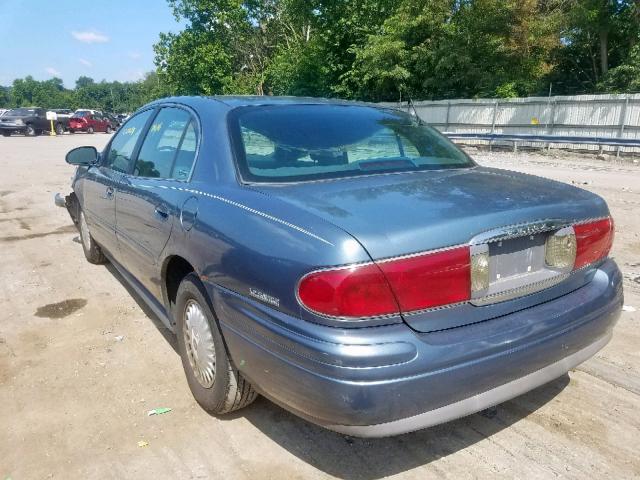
[57,96,623,437]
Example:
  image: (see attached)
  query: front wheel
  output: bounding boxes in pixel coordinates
[24,124,36,136]
[78,209,106,264]
[69,129,75,134]
[106,125,112,134]
[1,131,10,137]
[175,274,257,414]
[87,126,94,134]
[55,123,64,135]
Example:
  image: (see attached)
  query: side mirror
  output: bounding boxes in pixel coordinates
[66,146,98,166]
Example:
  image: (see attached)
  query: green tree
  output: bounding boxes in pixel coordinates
[548,0,639,94]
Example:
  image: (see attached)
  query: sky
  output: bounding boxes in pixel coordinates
[0,1,185,88]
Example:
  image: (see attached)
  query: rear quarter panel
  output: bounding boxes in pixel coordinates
[160,182,388,326]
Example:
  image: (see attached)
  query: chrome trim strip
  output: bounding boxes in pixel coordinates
[327,332,611,438]
[470,216,610,245]
[470,219,568,245]
[132,184,334,246]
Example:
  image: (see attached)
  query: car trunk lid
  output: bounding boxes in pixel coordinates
[254,167,610,331]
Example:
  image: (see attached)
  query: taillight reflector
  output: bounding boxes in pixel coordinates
[298,246,471,319]
[574,217,614,269]
[297,263,399,318]
[378,246,471,312]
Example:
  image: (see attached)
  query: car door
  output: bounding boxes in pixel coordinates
[82,109,154,256]
[97,114,108,132]
[91,114,102,132]
[36,109,48,131]
[115,106,198,298]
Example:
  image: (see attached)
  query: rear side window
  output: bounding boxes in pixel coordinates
[171,121,197,180]
[133,107,197,180]
[104,109,154,173]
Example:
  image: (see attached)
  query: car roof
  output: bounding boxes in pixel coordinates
[148,95,381,111]
[210,95,374,108]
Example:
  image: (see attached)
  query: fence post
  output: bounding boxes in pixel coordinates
[616,95,630,158]
[489,100,499,151]
[445,100,451,131]
[546,99,556,151]
[490,100,498,134]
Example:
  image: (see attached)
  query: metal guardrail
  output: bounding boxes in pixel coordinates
[443,132,640,149]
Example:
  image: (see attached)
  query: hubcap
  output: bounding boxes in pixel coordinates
[79,212,91,252]
[183,300,216,388]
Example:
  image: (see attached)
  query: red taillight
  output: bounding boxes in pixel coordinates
[574,217,614,269]
[298,263,400,317]
[378,246,471,312]
[297,246,471,318]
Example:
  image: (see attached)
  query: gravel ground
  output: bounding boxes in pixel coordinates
[0,135,639,479]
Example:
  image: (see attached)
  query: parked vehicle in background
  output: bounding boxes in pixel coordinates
[49,109,73,134]
[0,107,62,136]
[69,111,114,134]
[57,96,623,437]
[104,113,121,129]
[116,113,129,124]
[52,108,73,117]
[74,109,100,115]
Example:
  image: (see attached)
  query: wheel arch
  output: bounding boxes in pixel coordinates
[161,254,198,315]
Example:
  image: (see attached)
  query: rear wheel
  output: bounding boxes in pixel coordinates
[87,126,94,134]
[1,131,10,137]
[55,123,64,135]
[78,209,106,264]
[24,124,36,136]
[106,125,112,134]
[175,274,257,414]
[69,129,75,134]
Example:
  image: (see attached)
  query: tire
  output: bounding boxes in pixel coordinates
[87,126,94,134]
[175,273,257,414]
[106,125,112,134]
[69,129,75,134]
[1,131,10,137]
[24,124,36,136]
[78,209,107,264]
[55,123,64,135]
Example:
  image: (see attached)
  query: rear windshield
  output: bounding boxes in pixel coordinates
[228,104,474,183]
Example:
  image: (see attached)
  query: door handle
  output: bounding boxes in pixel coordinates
[102,186,114,200]
[154,205,169,221]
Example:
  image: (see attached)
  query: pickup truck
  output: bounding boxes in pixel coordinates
[0,107,69,136]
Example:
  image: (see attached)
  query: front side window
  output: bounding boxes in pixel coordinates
[229,105,474,183]
[133,107,196,179]
[103,109,154,173]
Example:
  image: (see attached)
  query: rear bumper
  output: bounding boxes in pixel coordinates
[209,259,623,437]
[330,332,610,436]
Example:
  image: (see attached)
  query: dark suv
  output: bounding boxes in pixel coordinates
[0,107,53,136]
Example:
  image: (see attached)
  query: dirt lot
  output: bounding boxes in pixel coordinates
[0,134,639,479]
